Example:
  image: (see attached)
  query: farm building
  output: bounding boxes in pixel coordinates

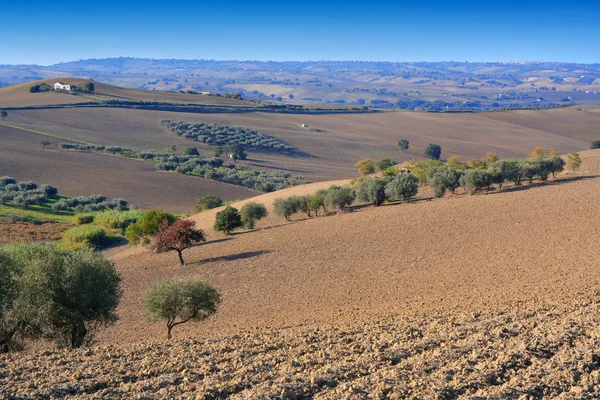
[54,82,71,91]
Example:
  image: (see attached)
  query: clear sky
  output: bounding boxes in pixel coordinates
[2,0,599,65]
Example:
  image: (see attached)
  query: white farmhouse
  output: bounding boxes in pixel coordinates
[54,82,71,91]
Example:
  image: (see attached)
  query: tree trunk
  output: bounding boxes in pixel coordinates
[167,323,173,340]
[177,250,185,265]
[71,322,87,348]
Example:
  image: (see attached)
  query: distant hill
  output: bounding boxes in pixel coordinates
[1,59,600,110]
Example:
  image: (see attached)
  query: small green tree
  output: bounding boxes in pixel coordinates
[491,160,523,186]
[376,159,396,172]
[183,147,199,156]
[547,156,565,178]
[398,139,409,151]
[355,159,375,176]
[425,144,442,160]
[459,169,493,194]
[567,151,582,171]
[357,178,387,206]
[144,279,220,340]
[125,210,177,245]
[214,206,242,234]
[427,166,460,197]
[385,173,419,201]
[0,110,7,120]
[324,186,355,212]
[274,197,301,221]
[308,191,327,216]
[240,202,268,229]
[591,140,600,150]
[195,195,223,213]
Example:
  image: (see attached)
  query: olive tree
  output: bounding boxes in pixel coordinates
[240,202,268,229]
[385,173,419,201]
[459,169,493,194]
[425,144,442,160]
[427,166,460,197]
[214,206,242,234]
[324,186,355,212]
[144,279,221,340]
[274,197,301,221]
[357,178,387,206]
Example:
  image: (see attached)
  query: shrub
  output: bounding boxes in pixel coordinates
[385,173,419,201]
[40,184,58,198]
[482,152,499,165]
[125,210,177,245]
[548,156,566,177]
[592,140,600,150]
[355,159,375,176]
[0,244,121,350]
[491,159,523,186]
[0,176,17,187]
[240,202,268,229]
[308,190,327,216]
[74,214,94,225]
[427,166,461,197]
[94,209,144,230]
[214,206,242,234]
[62,226,117,250]
[325,186,355,211]
[274,197,301,221]
[150,219,206,265]
[357,178,387,206]
[400,159,444,184]
[183,147,199,156]
[567,151,582,171]
[529,146,546,159]
[376,159,396,172]
[144,279,220,339]
[425,144,442,160]
[459,169,493,194]
[195,195,223,213]
[18,181,37,191]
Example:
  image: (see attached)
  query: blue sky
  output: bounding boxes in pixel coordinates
[2,0,599,65]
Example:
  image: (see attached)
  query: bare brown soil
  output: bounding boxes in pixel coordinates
[0,218,70,243]
[1,174,600,398]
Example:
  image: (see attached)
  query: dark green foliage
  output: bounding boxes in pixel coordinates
[161,120,293,151]
[214,206,242,234]
[125,210,177,245]
[385,173,419,201]
[591,140,600,149]
[490,160,524,186]
[0,110,7,120]
[376,159,396,172]
[240,202,268,229]
[62,226,118,250]
[548,156,566,177]
[144,279,220,339]
[324,186,355,211]
[82,82,95,93]
[427,166,461,197]
[0,244,121,351]
[425,144,442,160]
[273,197,301,221]
[357,178,387,206]
[18,181,37,191]
[0,176,16,187]
[40,184,58,198]
[398,139,410,151]
[74,214,95,225]
[183,147,199,156]
[459,169,493,194]
[195,195,223,213]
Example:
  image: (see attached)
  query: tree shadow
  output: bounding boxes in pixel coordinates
[485,175,600,195]
[191,250,271,264]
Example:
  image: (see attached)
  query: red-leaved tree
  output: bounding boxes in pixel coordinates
[150,218,206,265]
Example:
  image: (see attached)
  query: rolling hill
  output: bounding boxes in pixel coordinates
[1,152,600,397]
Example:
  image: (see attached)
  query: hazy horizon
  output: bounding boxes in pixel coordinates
[2,0,599,65]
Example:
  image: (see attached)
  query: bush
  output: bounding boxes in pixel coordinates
[376,159,396,172]
[74,214,94,225]
[240,202,268,229]
[427,166,461,197]
[357,178,387,206]
[94,209,144,230]
[183,147,199,156]
[548,156,565,177]
[567,151,582,171]
[459,169,493,194]
[274,197,301,221]
[490,160,523,186]
[124,210,177,245]
[592,140,600,150]
[398,139,409,151]
[0,176,17,187]
[400,159,444,184]
[325,186,355,211]
[214,206,242,234]
[18,181,37,191]
[144,279,220,339]
[150,219,206,265]
[355,159,375,176]
[0,244,121,350]
[40,184,58,198]
[385,173,419,201]
[425,144,442,160]
[195,195,223,213]
[62,226,117,250]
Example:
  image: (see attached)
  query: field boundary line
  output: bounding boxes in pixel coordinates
[0,122,92,144]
